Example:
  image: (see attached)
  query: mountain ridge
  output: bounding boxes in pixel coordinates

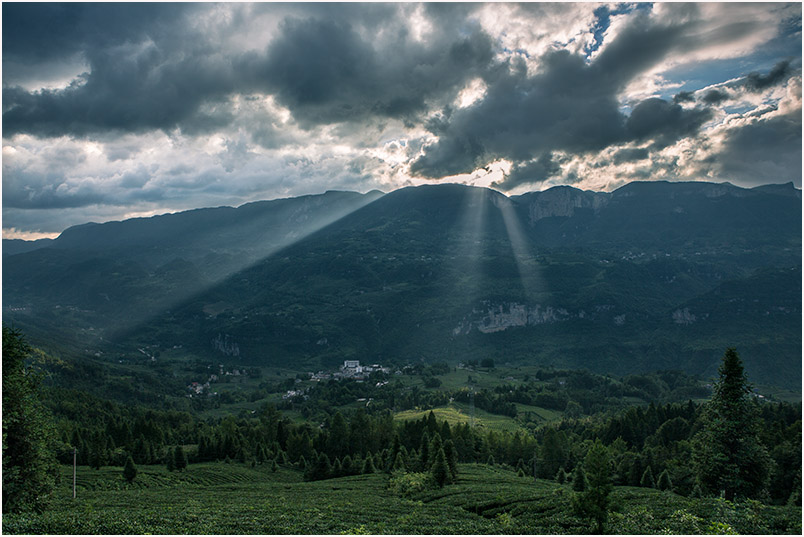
[3,180,800,389]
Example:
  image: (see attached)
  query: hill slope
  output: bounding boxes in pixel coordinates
[3,181,800,388]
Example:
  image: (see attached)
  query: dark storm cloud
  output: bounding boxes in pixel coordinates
[2,3,189,64]
[701,89,729,105]
[743,60,793,92]
[411,13,713,184]
[2,3,239,137]
[625,98,713,148]
[3,3,495,137]
[245,14,495,127]
[673,91,696,104]
[714,111,802,185]
[492,153,561,190]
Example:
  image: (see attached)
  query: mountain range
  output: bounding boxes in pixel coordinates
[3,180,801,390]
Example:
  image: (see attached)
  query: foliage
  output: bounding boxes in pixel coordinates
[2,326,58,514]
[573,439,613,533]
[388,472,435,497]
[692,348,771,500]
[4,462,799,535]
[122,456,137,483]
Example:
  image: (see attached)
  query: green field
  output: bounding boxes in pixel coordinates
[4,462,799,535]
[395,403,526,433]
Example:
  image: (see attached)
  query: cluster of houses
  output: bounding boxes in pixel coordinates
[310,360,391,381]
[187,364,246,397]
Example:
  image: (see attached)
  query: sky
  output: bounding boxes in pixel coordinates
[2,2,801,239]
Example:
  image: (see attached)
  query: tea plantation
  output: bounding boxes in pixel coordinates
[4,462,800,534]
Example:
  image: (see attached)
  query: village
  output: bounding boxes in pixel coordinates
[186,360,393,399]
[282,360,393,400]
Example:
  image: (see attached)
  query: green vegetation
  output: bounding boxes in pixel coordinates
[3,462,799,535]
[693,348,772,500]
[2,327,58,514]
[1,327,800,534]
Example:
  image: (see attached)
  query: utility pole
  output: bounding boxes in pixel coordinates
[469,388,475,428]
[73,448,77,499]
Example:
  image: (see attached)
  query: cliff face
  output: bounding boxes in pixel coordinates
[513,186,610,224]
[453,302,573,335]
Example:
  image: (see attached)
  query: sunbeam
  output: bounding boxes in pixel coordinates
[496,194,547,303]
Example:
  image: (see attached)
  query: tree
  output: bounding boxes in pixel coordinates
[392,451,406,472]
[555,467,567,484]
[692,348,771,500]
[641,466,655,488]
[572,465,587,492]
[123,456,138,483]
[574,439,613,533]
[444,439,458,480]
[2,327,58,514]
[362,453,376,474]
[174,445,188,472]
[657,469,673,491]
[430,447,451,487]
[166,448,176,472]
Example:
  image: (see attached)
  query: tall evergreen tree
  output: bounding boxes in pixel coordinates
[419,431,431,472]
[555,467,567,484]
[123,455,138,483]
[657,469,673,491]
[641,466,656,488]
[574,440,613,533]
[692,348,771,500]
[174,445,188,472]
[572,464,587,492]
[444,439,458,480]
[2,327,58,514]
[362,453,376,474]
[166,448,176,472]
[430,447,451,487]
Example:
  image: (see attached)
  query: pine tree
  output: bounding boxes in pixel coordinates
[430,447,451,487]
[555,467,567,484]
[657,469,673,491]
[487,454,496,466]
[692,348,771,500]
[2,327,58,514]
[362,453,376,474]
[574,440,612,533]
[444,439,458,480]
[572,465,587,492]
[342,455,354,476]
[123,455,138,483]
[175,445,188,472]
[332,457,343,478]
[419,432,431,471]
[166,448,176,472]
[641,466,655,488]
[392,451,406,473]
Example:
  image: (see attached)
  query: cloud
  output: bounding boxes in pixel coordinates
[410,13,713,184]
[713,110,802,186]
[701,89,729,105]
[743,60,794,92]
[625,98,713,148]
[2,2,800,235]
[492,153,562,190]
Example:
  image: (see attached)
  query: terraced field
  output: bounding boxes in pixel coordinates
[3,462,800,534]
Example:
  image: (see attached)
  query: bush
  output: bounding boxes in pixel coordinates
[388,472,435,497]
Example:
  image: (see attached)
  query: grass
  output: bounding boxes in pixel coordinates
[3,463,800,535]
[394,403,526,433]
